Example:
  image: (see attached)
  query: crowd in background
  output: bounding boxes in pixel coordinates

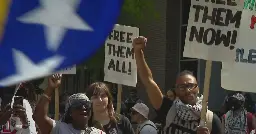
[1,36,256,134]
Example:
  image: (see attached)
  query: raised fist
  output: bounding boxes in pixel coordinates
[132,36,147,52]
[48,74,62,89]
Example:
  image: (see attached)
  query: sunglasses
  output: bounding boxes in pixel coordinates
[70,100,91,110]
[176,83,198,91]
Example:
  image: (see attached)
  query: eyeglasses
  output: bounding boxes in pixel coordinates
[176,83,198,91]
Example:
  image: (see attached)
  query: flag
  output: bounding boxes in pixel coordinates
[0,0,123,86]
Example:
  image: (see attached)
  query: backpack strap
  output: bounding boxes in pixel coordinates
[205,110,213,132]
[138,124,157,134]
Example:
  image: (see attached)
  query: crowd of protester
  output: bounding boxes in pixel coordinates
[0,36,256,134]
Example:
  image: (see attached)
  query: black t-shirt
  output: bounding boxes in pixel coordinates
[101,114,135,134]
[156,97,222,134]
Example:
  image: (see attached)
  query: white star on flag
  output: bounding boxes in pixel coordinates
[17,0,94,52]
[0,49,64,86]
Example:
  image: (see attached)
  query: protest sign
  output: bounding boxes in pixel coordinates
[222,3,256,92]
[183,0,244,62]
[104,24,139,87]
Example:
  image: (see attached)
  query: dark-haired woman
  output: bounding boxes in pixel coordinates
[86,82,135,134]
[34,74,104,134]
[166,90,176,101]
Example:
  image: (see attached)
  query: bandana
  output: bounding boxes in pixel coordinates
[62,93,91,121]
[225,109,247,134]
[230,93,245,102]
[174,95,203,121]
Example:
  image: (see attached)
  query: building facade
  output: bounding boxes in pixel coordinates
[58,0,229,118]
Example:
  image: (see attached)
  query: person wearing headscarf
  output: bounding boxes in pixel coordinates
[33,74,105,134]
[223,92,256,134]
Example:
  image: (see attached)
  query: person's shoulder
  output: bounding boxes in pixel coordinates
[140,125,157,134]
[211,113,222,129]
[155,97,173,112]
[212,113,221,121]
[247,111,253,116]
[90,127,106,134]
[115,113,128,120]
[144,120,156,126]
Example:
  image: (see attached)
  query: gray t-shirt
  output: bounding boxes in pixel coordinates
[51,120,105,134]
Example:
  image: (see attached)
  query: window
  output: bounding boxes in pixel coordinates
[180,59,199,80]
[182,0,191,25]
[180,0,196,60]
[179,0,200,81]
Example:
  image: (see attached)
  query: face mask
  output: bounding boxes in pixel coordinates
[231,100,243,111]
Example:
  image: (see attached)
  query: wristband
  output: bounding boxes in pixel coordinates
[42,94,51,101]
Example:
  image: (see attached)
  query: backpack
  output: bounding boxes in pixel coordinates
[163,104,213,133]
[138,123,157,134]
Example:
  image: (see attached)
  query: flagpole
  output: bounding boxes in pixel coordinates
[200,60,212,126]
[116,84,122,114]
[0,0,11,40]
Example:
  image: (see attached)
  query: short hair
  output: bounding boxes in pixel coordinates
[177,70,194,78]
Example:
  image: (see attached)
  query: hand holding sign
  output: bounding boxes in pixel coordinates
[104,24,139,87]
[132,36,147,52]
[196,126,210,134]
[47,74,62,90]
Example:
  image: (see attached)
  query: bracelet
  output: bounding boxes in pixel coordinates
[42,94,51,101]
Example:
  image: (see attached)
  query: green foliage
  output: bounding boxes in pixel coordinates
[122,0,159,21]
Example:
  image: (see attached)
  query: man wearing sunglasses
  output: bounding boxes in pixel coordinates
[132,36,222,134]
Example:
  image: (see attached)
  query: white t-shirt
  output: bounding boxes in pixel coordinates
[51,120,106,134]
[137,120,157,134]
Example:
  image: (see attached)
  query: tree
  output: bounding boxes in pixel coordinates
[80,0,159,81]
[121,0,159,21]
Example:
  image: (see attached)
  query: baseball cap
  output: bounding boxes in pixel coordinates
[132,103,149,119]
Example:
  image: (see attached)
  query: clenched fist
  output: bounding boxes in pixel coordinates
[48,74,62,89]
[132,36,147,52]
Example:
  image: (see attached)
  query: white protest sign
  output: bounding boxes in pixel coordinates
[57,65,76,74]
[183,0,243,62]
[221,6,256,92]
[104,24,139,87]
